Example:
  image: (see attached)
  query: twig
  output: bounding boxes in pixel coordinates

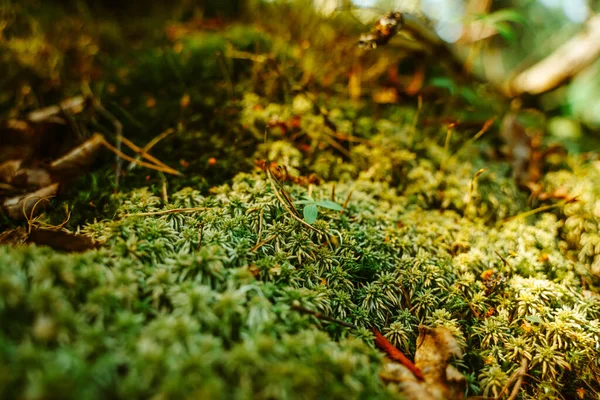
[372,327,425,381]
[161,177,168,203]
[99,134,181,175]
[123,207,210,218]
[265,167,323,234]
[508,14,600,96]
[117,130,174,171]
[340,190,354,215]
[87,89,124,188]
[250,234,277,252]
[256,208,264,245]
[448,117,496,165]
[506,359,528,400]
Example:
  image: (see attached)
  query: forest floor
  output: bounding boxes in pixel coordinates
[1,3,600,399]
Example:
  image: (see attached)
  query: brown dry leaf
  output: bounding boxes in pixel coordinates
[0,160,22,184]
[0,227,29,246]
[28,228,99,252]
[50,133,105,177]
[380,326,465,400]
[0,226,98,252]
[2,183,59,220]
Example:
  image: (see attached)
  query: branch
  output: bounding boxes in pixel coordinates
[508,14,600,96]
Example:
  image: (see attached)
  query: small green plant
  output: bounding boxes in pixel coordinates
[295,195,343,224]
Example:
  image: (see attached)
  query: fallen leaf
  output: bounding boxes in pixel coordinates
[28,228,99,252]
[2,183,59,220]
[380,325,465,400]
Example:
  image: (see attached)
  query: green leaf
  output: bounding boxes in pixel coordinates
[295,199,314,205]
[303,204,318,224]
[525,315,542,324]
[315,200,343,211]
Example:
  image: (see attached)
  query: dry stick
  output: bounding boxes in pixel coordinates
[340,190,354,215]
[495,358,528,400]
[506,358,528,400]
[99,135,181,176]
[331,183,336,202]
[117,130,174,171]
[447,117,496,166]
[372,327,425,381]
[508,14,600,96]
[89,95,124,188]
[250,234,277,253]
[161,177,168,203]
[266,168,323,235]
[256,208,265,246]
[124,207,210,218]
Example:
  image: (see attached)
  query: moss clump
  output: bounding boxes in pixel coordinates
[3,163,600,398]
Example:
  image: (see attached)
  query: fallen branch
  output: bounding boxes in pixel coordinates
[508,14,600,96]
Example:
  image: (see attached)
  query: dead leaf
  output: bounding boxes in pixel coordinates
[27,95,86,123]
[2,183,59,220]
[50,133,105,177]
[381,326,465,400]
[0,226,98,252]
[28,228,99,252]
[0,227,29,246]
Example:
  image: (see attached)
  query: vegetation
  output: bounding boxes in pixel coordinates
[1,1,600,399]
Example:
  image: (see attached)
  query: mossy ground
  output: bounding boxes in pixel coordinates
[1,2,600,399]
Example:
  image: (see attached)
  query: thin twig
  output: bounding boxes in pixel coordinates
[506,359,528,400]
[250,234,277,252]
[124,207,210,218]
[99,135,181,175]
[372,327,425,381]
[256,208,265,245]
[87,89,124,188]
[266,167,323,234]
[340,190,354,215]
[447,117,496,165]
[161,177,168,203]
[117,130,174,171]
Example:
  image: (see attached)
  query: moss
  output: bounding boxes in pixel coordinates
[2,3,600,399]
